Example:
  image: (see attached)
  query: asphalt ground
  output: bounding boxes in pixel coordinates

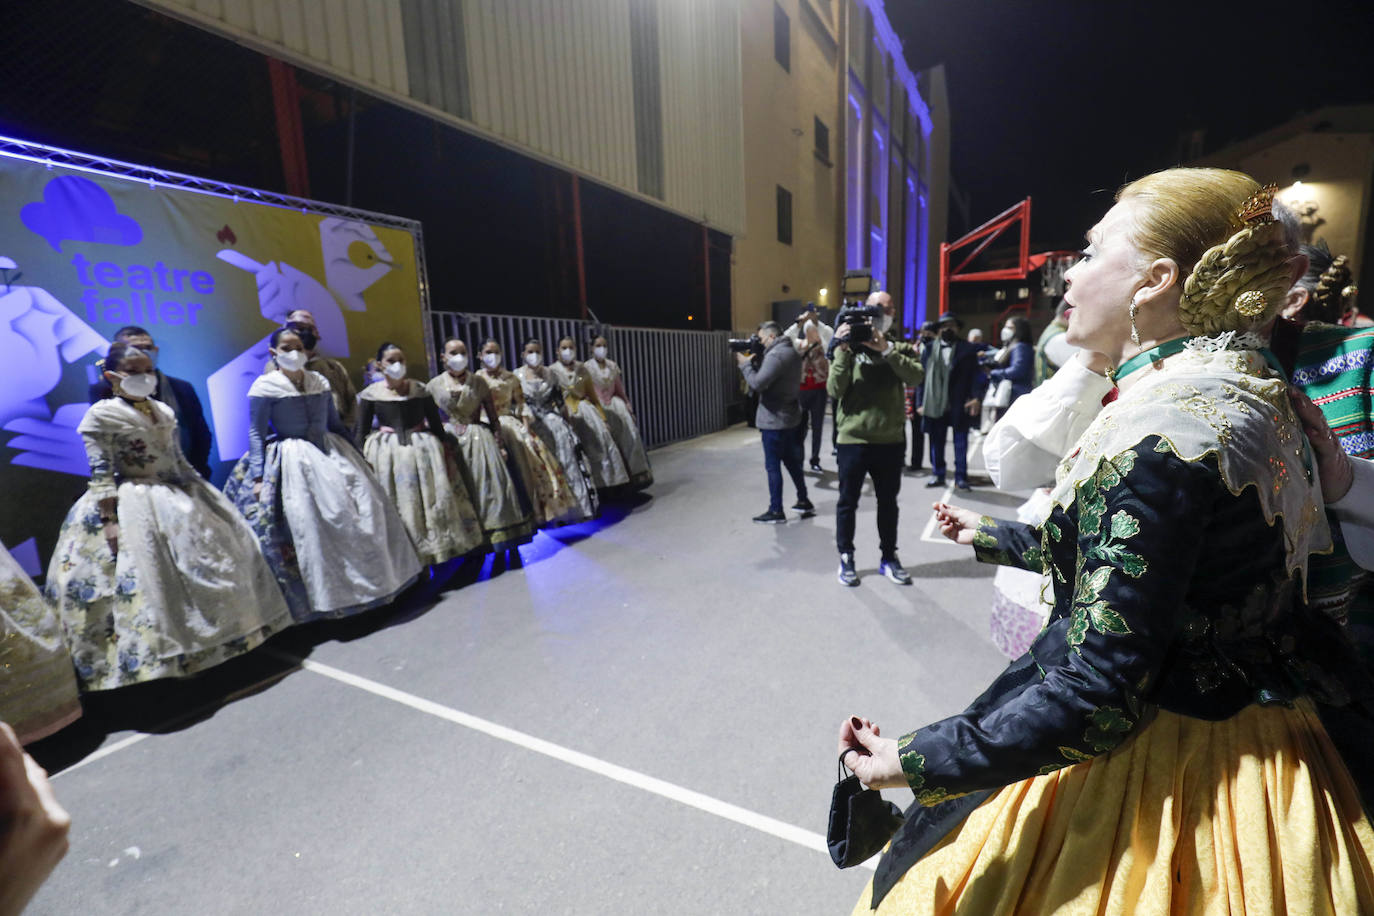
[26,420,1027,915]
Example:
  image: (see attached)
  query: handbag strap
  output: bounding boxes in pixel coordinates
[838,748,863,782]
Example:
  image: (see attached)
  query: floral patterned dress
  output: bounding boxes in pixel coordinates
[583,356,652,488]
[1,542,80,742]
[517,365,597,520]
[356,380,486,564]
[855,344,1374,914]
[549,359,629,489]
[224,370,422,621]
[426,370,534,549]
[45,397,292,691]
[481,368,579,526]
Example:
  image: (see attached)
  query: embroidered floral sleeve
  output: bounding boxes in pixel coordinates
[82,430,118,501]
[895,443,1219,805]
[971,515,1046,572]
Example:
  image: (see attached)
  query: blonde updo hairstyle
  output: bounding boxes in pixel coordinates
[1116,168,1293,335]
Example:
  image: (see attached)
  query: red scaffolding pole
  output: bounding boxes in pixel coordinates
[938,197,1032,317]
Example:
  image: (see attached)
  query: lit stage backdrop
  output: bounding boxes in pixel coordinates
[0,136,432,578]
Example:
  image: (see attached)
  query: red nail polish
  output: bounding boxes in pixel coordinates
[850,716,864,730]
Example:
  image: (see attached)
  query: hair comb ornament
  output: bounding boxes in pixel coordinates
[1233,290,1268,318]
[1237,184,1278,226]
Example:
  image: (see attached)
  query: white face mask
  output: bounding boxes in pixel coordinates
[382,361,407,381]
[524,352,542,368]
[559,348,575,363]
[593,346,608,360]
[482,352,501,370]
[446,354,468,373]
[117,371,157,399]
[875,314,893,334]
[275,349,307,372]
[1000,326,1015,343]
[803,320,817,335]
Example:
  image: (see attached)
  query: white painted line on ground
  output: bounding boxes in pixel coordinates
[297,657,877,871]
[52,732,151,778]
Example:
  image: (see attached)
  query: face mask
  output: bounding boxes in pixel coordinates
[593,346,608,360]
[275,349,307,372]
[1000,326,1015,343]
[446,354,468,373]
[524,352,542,368]
[803,320,817,335]
[559,348,575,363]
[876,314,893,334]
[482,352,501,370]
[288,326,319,350]
[117,371,157,399]
[141,347,159,369]
[940,329,958,343]
[383,361,407,381]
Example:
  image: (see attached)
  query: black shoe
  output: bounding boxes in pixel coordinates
[837,552,859,586]
[954,480,972,492]
[906,463,923,471]
[809,458,822,472]
[879,556,913,585]
[792,498,815,518]
[753,509,787,524]
[924,476,946,488]
[831,448,838,457]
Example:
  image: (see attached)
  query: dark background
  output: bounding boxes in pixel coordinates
[889,0,1374,248]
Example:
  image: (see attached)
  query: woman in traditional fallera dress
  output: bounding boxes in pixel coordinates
[1,543,80,743]
[427,338,534,551]
[839,170,1374,914]
[582,336,652,489]
[550,336,629,490]
[356,343,485,565]
[224,328,423,621]
[46,344,292,691]
[477,339,580,527]
[516,340,597,521]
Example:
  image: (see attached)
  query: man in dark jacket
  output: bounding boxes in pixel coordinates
[738,321,812,524]
[919,313,987,491]
[88,325,214,478]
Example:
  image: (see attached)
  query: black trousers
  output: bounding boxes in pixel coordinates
[835,442,904,557]
[798,388,828,461]
[908,416,923,467]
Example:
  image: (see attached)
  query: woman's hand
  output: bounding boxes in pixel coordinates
[1290,389,1354,502]
[102,521,119,558]
[0,722,71,916]
[933,501,982,545]
[837,716,905,790]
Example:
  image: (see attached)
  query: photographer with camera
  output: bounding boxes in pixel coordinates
[736,321,814,524]
[828,290,924,586]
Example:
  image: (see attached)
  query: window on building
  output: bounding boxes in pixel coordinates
[774,4,790,72]
[813,116,830,165]
[777,185,793,245]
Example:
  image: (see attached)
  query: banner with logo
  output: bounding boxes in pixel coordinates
[0,139,430,578]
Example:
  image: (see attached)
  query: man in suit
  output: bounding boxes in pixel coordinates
[88,325,214,478]
[919,313,987,491]
[737,320,812,524]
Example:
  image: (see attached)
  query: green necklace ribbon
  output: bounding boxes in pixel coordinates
[1107,336,1195,383]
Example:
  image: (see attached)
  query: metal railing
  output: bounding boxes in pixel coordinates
[431,312,745,449]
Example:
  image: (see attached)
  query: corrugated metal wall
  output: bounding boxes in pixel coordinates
[138,0,745,236]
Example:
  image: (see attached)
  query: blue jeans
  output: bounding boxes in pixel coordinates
[761,426,807,512]
[924,417,969,483]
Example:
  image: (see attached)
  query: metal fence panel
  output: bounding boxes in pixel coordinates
[431,311,743,449]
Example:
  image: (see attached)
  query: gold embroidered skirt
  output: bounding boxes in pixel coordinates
[852,699,1374,915]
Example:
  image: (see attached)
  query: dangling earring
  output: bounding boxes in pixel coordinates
[1129,297,1141,346]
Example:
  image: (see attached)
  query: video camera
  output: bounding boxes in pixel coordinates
[827,269,880,359]
[728,334,765,365]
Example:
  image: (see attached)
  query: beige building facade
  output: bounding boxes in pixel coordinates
[733,0,949,334]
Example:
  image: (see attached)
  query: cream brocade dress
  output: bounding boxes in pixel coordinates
[516,365,597,520]
[481,369,579,526]
[46,398,292,691]
[549,360,629,489]
[583,357,652,487]
[426,371,534,549]
[1,543,80,742]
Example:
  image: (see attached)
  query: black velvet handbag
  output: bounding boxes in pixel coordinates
[826,751,905,868]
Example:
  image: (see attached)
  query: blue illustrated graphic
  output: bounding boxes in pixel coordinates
[21,175,143,253]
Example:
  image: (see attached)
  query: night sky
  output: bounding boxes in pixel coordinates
[889,0,1374,248]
